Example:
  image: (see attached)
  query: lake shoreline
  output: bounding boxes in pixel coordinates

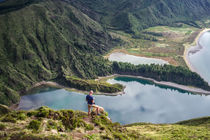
[104,49,177,65]
[184,28,210,74]
[98,74,210,95]
[11,80,125,110]
[28,81,125,96]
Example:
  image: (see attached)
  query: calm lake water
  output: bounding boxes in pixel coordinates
[108,52,169,65]
[189,31,210,83]
[18,77,210,124]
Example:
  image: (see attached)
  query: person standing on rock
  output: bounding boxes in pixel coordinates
[86,90,100,116]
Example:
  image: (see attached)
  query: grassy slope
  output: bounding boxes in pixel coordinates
[126,117,210,140]
[70,0,210,67]
[0,0,114,105]
[0,105,209,140]
[0,106,140,140]
[0,0,210,106]
[71,0,210,32]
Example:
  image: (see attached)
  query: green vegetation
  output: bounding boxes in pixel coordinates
[108,24,200,67]
[16,112,27,120]
[0,0,210,106]
[71,0,210,33]
[0,106,138,139]
[0,0,209,139]
[28,120,41,132]
[85,123,94,131]
[0,123,6,130]
[64,76,124,93]
[1,114,17,123]
[46,120,63,131]
[0,0,41,14]
[0,105,209,139]
[126,117,210,140]
[0,0,114,105]
[112,62,210,91]
[0,104,11,115]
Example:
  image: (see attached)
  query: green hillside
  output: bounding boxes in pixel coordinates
[70,0,210,33]
[0,0,115,105]
[0,0,210,106]
[0,105,209,139]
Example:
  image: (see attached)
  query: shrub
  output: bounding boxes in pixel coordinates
[27,120,41,131]
[27,111,38,117]
[65,76,123,93]
[47,120,57,130]
[113,132,127,140]
[0,104,11,115]
[0,123,6,130]
[85,124,94,131]
[17,113,27,120]
[2,115,16,123]
[35,106,50,118]
[61,110,77,130]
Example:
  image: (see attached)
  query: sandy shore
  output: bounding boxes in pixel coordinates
[104,49,178,66]
[98,74,210,95]
[184,28,210,72]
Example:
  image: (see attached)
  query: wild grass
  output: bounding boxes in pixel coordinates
[0,105,209,140]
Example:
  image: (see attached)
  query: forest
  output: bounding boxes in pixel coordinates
[112,62,210,91]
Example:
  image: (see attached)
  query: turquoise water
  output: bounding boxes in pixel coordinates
[18,77,210,124]
[108,52,169,65]
[189,31,210,83]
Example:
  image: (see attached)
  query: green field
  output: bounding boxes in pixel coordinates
[109,24,201,67]
[126,117,210,140]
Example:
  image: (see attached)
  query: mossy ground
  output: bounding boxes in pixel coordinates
[0,106,138,139]
[0,105,209,140]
